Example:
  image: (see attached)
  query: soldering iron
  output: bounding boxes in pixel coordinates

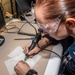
[25,28,43,60]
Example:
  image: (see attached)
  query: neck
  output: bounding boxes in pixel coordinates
[70,33,75,39]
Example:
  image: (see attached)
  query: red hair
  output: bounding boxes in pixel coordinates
[35,0,75,22]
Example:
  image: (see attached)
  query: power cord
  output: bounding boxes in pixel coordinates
[17,20,36,36]
[0,25,18,33]
[16,0,61,59]
[4,25,19,33]
[15,0,37,36]
[1,19,36,36]
[37,43,61,59]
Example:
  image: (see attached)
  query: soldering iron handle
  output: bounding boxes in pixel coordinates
[29,32,41,51]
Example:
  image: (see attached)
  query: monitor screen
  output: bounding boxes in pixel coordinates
[0,6,5,29]
[0,6,5,46]
[15,0,32,17]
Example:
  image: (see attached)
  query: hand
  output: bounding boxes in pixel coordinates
[24,42,41,57]
[14,61,31,75]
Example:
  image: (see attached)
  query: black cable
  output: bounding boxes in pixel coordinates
[17,21,35,36]
[14,19,35,32]
[37,43,61,59]
[4,25,20,33]
[16,0,61,60]
[44,48,61,59]
[5,25,17,30]
[17,20,36,36]
[18,22,26,32]
[2,19,35,35]
[15,0,37,35]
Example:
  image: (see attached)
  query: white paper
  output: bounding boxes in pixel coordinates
[8,46,24,58]
[4,46,41,75]
[4,58,19,75]
[44,43,63,75]
[44,57,61,75]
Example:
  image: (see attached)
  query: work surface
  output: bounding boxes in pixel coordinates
[0,15,63,75]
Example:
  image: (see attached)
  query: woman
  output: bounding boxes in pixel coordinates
[14,0,75,75]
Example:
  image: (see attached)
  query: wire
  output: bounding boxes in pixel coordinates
[17,21,36,36]
[37,43,61,59]
[15,0,37,35]
[5,25,17,30]
[3,25,19,33]
[44,48,61,59]
[16,0,61,59]
[2,19,36,35]
[18,22,27,32]
[17,20,37,36]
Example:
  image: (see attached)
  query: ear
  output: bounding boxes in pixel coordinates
[66,18,75,30]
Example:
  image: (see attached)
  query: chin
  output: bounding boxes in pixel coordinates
[59,35,69,40]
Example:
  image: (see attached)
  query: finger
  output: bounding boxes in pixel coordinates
[25,45,30,53]
[18,60,25,63]
[23,45,29,53]
[29,55,34,58]
[28,49,37,55]
[14,67,16,71]
[15,69,20,75]
[16,72,19,75]
[14,64,18,72]
[25,42,32,52]
[14,61,23,69]
[22,47,24,50]
[28,50,34,56]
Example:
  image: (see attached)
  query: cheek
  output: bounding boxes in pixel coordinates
[57,25,69,38]
[73,29,75,34]
[57,32,69,39]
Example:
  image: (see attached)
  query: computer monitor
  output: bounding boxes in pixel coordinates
[15,0,32,18]
[0,6,5,46]
[0,7,5,29]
